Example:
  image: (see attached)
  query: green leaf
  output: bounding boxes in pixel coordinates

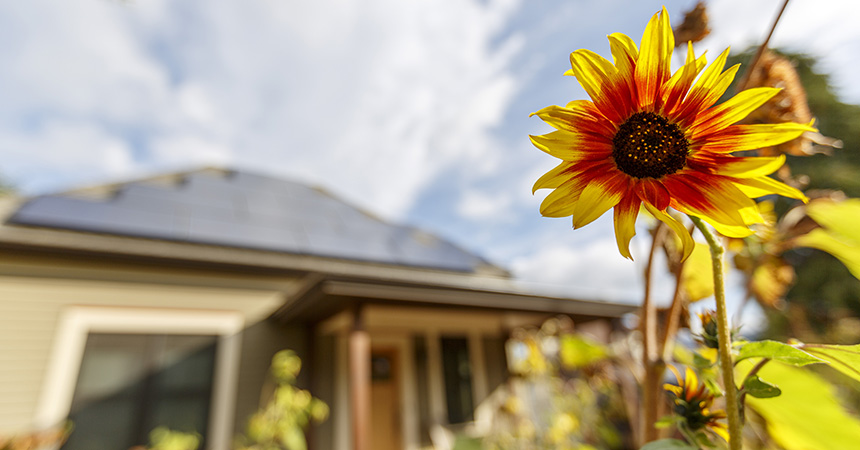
[654,415,683,429]
[795,198,860,280]
[640,438,697,450]
[804,198,860,245]
[743,360,860,450]
[803,344,860,386]
[736,340,825,366]
[559,333,608,369]
[743,375,781,398]
[796,228,860,280]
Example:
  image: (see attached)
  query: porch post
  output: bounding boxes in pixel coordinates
[349,306,371,450]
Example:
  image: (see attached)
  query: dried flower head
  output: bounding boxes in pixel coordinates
[674,1,710,46]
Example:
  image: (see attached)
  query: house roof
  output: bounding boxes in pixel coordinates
[5,168,499,274]
[0,167,637,320]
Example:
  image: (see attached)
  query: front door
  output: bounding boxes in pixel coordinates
[370,347,401,450]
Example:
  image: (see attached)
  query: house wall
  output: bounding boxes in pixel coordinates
[0,250,297,438]
[233,318,309,434]
[315,306,548,450]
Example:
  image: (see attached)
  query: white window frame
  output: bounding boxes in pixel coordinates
[35,306,244,450]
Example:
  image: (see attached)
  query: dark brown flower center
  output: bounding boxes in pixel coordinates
[612,111,689,179]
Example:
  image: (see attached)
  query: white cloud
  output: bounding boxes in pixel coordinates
[0,0,525,221]
[0,120,135,192]
[698,0,860,102]
[457,189,514,221]
[149,134,233,167]
[2,0,859,304]
[508,217,647,303]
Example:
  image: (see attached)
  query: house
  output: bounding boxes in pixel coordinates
[0,167,635,450]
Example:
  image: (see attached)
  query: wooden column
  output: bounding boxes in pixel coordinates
[349,306,371,450]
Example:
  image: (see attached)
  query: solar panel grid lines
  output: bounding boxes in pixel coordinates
[7,168,491,272]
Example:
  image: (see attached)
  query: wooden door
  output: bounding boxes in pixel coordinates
[370,347,401,450]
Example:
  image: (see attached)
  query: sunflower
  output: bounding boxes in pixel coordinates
[664,365,730,441]
[530,7,814,260]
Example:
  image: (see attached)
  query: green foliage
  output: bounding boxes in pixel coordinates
[483,317,630,450]
[735,340,824,366]
[795,199,860,280]
[742,376,781,399]
[233,350,328,450]
[639,438,697,450]
[559,333,608,369]
[743,361,860,450]
[144,428,200,450]
[803,344,860,385]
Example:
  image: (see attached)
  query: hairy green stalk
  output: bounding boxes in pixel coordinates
[690,216,742,450]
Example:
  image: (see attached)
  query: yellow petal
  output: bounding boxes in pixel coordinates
[539,178,587,217]
[666,174,763,234]
[569,49,629,122]
[692,87,781,136]
[664,383,684,397]
[684,367,700,390]
[698,215,756,238]
[643,202,694,261]
[695,121,817,153]
[608,32,638,78]
[660,42,707,115]
[569,49,618,99]
[716,155,786,178]
[673,49,734,121]
[572,175,627,229]
[529,131,580,160]
[613,195,641,260]
[533,161,575,193]
[635,7,673,108]
[733,176,809,203]
[710,423,730,442]
[530,103,615,136]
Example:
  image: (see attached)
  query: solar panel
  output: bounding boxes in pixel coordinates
[8,169,489,272]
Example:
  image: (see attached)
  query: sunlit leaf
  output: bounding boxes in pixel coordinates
[795,198,860,280]
[743,361,860,450]
[736,340,825,366]
[802,344,860,386]
[805,198,860,243]
[796,228,860,280]
[655,415,684,429]
[681,242,716,301]
[640,438,697,450]
[743,375,781,398]
[559,333,608,369]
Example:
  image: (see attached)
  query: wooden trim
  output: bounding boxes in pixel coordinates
[424,330,447,426]
[349,308,371,450]
[333,333,350,450]
[35,306,243,450]
[468,332,488,403]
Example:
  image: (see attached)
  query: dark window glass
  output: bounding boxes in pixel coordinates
[62,334,217,450]
[413,336,432,446]
[440,336,473,424]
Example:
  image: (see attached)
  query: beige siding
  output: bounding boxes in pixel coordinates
[232,318,308,434]
[0,274,287,434]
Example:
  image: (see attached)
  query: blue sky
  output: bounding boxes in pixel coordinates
[2,0,859,303]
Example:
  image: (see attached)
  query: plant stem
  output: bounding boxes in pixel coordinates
[690,216,743,450]
[641,224,667,444]
[736,0,791,91]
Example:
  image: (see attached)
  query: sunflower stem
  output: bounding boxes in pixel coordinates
[690,216,743,450]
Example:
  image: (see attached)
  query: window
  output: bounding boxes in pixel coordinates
[63,334,217,450]
[440,336,473,424]
[36,307,243,450]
